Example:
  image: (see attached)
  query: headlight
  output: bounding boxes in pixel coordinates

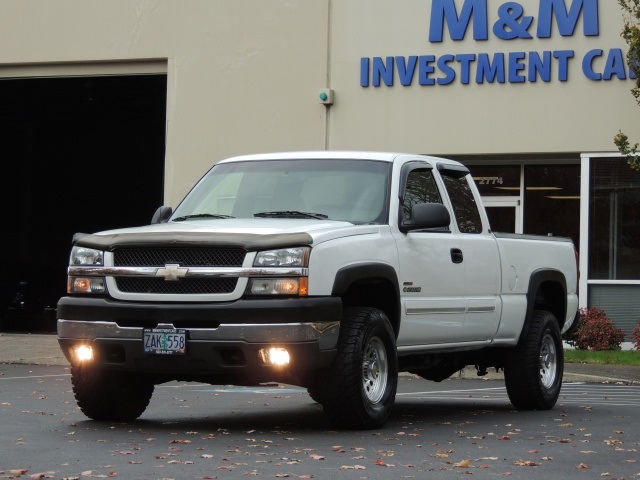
[70,246,104,266]
[254,247,309,267]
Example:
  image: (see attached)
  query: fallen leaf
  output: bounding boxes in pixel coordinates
[576,463,590,469]
[498,436,511,441]
[309,454,325,460]
[454,459,471,468]
[514,460,539,467]
[374,459,395,467]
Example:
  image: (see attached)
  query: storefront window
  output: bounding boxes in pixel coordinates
[589,159,640,280]
[523,165,580,248]
[471,165,521,196]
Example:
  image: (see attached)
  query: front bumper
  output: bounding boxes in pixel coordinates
[57,296,341,379]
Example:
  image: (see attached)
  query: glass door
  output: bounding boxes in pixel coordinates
[469,165,522,234]
[482,197,522,233]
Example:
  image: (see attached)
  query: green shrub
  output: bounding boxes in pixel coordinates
[565,307,626,351]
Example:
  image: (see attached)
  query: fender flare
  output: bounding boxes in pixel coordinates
[331,263,400,332]
[519,268,568,343]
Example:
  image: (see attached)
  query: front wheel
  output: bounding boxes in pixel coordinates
[505,310,564,410]
[322,307,398,429]
[71,365,154,421]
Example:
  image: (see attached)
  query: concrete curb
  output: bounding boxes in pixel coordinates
[0,333,68,366]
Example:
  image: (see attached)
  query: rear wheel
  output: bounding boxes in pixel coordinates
[71,365,154,421]
[322,307,398,429]
[505,310,564,410]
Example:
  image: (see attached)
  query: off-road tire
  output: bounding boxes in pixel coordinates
[305,369,329,404]
[322,307,398,429]
[71,365,154,421]
[505,310,564,410]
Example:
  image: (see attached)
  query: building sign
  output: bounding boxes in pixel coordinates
[360,0,637,87]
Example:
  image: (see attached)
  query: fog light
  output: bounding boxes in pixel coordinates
[73,345,94,362]
[259,347,290,366]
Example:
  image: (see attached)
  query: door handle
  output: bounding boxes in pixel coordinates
[450,248,463,264]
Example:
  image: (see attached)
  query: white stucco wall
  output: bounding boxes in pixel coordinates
[329,0,639,155]
[0,1,330,204]
[0,0,638,204]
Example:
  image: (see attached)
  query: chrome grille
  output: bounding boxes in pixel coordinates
[116,277,238,294]
[113,248,245,267]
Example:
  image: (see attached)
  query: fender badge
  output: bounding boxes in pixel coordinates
[403,281,421,293]
[156,263,189,281]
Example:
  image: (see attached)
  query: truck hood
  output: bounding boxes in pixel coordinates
[72,219,382,251]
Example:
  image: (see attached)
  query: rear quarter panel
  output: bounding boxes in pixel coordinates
[493,233,579,343]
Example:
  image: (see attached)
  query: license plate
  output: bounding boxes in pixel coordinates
[143,328,187,355]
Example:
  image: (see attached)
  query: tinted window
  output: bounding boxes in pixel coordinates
[402,169,442,220]
[442,175,483,234]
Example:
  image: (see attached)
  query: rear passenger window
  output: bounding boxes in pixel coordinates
[441,174,483,234]
[402,169,442,220]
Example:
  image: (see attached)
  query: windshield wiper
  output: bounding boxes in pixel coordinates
[172,213,235,222]
[254,211,328,220]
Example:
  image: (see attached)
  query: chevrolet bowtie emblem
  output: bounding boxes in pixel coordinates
[155,263,189,281]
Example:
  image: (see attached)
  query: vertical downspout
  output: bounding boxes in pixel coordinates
[324,0,333,151]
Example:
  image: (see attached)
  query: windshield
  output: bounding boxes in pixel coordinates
[172,158,391,224]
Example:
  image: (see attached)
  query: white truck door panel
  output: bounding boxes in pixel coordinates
[459,234,502,340]
[396,232,466,345]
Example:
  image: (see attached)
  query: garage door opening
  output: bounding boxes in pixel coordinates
[0,74,167,331]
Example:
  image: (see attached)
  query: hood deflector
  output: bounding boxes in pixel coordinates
[72,231,314,252]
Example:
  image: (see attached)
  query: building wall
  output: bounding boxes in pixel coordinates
[1,0,639,332]
[0,0,637,202]
[329,0,639,154]
[0,1,330,205]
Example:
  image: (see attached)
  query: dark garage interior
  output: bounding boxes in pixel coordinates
[0,74,167,331]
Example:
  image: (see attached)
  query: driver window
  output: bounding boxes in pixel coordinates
[402,169,442,220]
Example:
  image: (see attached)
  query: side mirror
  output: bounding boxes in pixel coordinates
[400,202,450,233]
[151,206,173,224]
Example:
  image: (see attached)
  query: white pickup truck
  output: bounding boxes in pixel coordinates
[57,151,579,429]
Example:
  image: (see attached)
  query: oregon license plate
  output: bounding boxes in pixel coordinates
[143,328,187,355]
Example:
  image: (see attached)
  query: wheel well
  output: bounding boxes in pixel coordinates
[519,269,568,345]
[533,280,566,329]
[340,278,400,337]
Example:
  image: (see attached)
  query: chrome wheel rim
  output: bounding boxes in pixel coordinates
[362,337,388,404]
[539,332,558,389]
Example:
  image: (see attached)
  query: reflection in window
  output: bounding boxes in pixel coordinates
[442,175,483,234]
[523,165,580,247]
[589,159,640,280]
[402,169,442,220]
